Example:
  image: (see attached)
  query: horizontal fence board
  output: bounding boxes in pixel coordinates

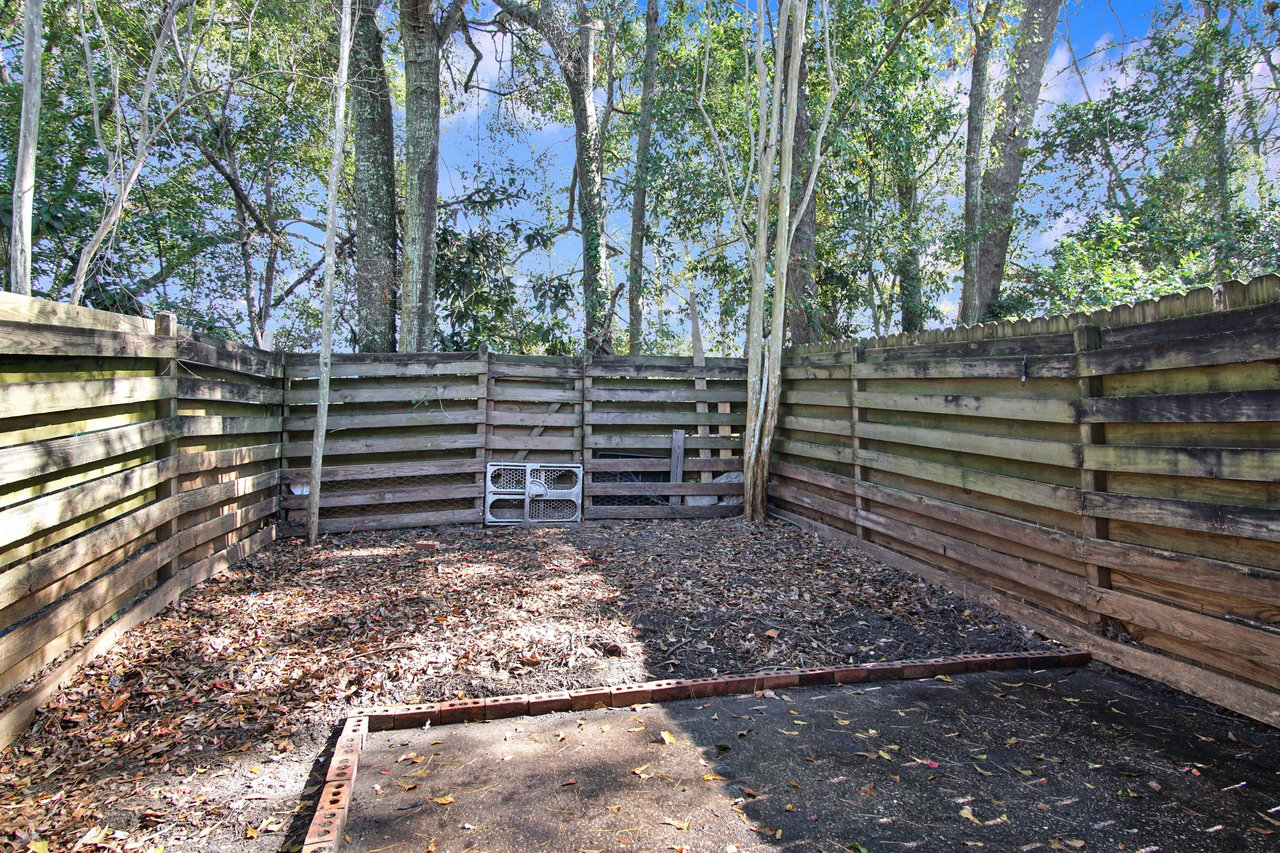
[315,508,482,532]
[181,415,282,437]
[1083,492,1280,542]
[1087,585,1280,668]
[286,382,484,405]
[284,434,485,456]
[1081,389,1280,423]
[281,483,480,509]
[1083,445,1280,480]
[0,319,173,359]
[587,481,744,497]
[781,415,852,437]
[1082,538,1280,602]
[863,333,1076,362]
[585,411,744,427]
[852,390,1077,423]
[0,292,155,335]
[1080,325,1280,377]
[486,435,582,451]
[284,410,484,431]
[0,376,174,421]
[488,410,581,428]
[855,421,1079,468]
[1101,299,1280,348]
[585,505,740,519]
[177,377,284,405]
[781,389,851,407]
[857,448,1081,513]
[488,386,581,404]
[587,387,749,403]
[0,419,179,488]
[854,354,1077,381]
[281,459,485,483]
[585,458,741,473]
[178,337,284,378]
[0,459,174,563]
[585,434,740,451]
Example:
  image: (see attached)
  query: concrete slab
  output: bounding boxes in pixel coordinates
[344,667,1280,852]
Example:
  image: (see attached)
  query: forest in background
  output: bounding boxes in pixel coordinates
[2,0,1278,357]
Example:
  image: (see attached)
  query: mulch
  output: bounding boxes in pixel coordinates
[0,518,1056,851]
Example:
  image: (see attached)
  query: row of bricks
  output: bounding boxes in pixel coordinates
[301,716,370,852]
[353,649,1090,732]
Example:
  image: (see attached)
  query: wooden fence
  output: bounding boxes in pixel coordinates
[769,276,1280,727]
[280,352,749,531]
[3,279,1275,740]
[0,293,282,744]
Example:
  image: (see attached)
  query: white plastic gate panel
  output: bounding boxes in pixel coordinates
[485,463,583,525]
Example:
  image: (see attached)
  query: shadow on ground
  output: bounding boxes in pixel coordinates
[345,666,1280,853]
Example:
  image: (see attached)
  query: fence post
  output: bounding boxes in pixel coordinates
[1074,323,1116,635]
[477,344,490,519]
[581,351,594,518]
[851,342,869,540]
[154,312,179,583]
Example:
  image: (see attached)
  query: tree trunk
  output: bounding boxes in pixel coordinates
[10,0,42,297]
[959,0,1002,325]
[1201,1,1231,278]
[495,0,610,353]
[401,0,445,352]
[625,0,658,356]
[564,31,610,353]
[308,0,356,545]
[897,173,924,332]
[785,53,822,345]
[350,0,398,352]
[747,0,808,522]
[973,0,1062,320]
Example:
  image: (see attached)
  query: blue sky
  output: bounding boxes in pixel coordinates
[424,0,1171,348]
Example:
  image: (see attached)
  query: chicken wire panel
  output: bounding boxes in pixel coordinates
[531,465,581,493]
[488,464,528,493]
[529,498,581,522]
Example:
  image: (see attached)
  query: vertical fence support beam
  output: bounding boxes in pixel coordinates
[668,429,686,507]
[154,312,179,584]
[581,352,594,518]
[850,343,869,539]
[477,345,490,517]
[1074,323,1116,635]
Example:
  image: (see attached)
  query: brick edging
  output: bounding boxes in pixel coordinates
[299,648,1089,852]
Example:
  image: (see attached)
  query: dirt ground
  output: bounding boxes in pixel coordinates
[0,518,1232,852]
[347,666,1280,853]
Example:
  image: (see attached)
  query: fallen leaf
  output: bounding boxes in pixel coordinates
[660,731,677,746]
[433,796,455,805]
[661,818,691,831]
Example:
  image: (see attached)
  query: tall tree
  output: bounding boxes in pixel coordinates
[401,0,465,352]
[9,0,42,296]
[785,53,826,345]
[308,0,357,544]
[971,0,1062,319]
[496,0,612,353]
[625,0,659,355]
[350,0,398,351]
[896,171,924,331]
[959,0,1002,325]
